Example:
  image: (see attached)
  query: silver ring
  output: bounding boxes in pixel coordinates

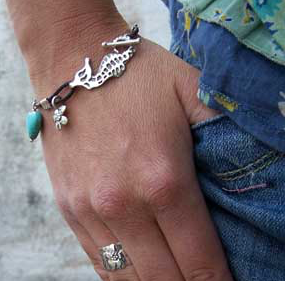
[100,242,130,271]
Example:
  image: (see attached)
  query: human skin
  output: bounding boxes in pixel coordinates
[7,1,233,280]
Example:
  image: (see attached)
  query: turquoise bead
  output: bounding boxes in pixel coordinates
[26,111,42,141]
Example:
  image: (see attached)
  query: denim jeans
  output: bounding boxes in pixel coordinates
[191,115,285,281]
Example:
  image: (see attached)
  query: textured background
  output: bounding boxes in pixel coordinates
[0,1,170,280]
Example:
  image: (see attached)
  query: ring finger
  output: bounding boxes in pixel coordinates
[81,212,141,281]
[92,201,186,281]
[65,192,141,281]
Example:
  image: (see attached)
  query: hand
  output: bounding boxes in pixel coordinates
[37,39,230,280]
[7,2,232,279]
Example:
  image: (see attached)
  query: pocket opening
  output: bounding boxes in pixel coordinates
[191,114,226,130]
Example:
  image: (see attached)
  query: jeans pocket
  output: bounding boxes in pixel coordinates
[191,115,285,194]
[191,116,285,281]
[191,114,226,130]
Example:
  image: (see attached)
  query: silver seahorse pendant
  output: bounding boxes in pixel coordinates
[69,34,140,90]
[27,26,141,141]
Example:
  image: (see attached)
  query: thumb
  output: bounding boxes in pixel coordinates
[174,59,220,125]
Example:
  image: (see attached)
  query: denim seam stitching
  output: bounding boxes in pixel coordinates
[214,152,282,181]
[222,183,268,193]
[214,92,239,111]
[199,82,282,132]
[216,151,276,176]
[200,82,267,114]
[217,156,279,181]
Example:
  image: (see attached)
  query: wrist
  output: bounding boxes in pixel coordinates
[29,17,128,97]
[31,17,128,97]
[7,0,128,95]
[25,24,143,142]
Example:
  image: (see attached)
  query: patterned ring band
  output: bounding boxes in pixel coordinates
[99,242,132,271]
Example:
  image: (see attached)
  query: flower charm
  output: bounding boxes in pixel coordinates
[53,105,68,130]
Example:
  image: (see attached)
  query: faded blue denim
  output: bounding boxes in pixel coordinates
[192,115,285,281]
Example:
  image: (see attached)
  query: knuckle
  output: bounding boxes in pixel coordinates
[139,264,170,281]
[146,182,177,210]
[140,159,181,210]
[186,266,227,281]
[68,190,91,221]
[187,270,216,281]
[91,185,128,221]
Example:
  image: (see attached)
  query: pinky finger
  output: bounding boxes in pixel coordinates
[65,218,110,281]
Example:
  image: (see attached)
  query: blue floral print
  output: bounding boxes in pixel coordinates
[162,0,285,65]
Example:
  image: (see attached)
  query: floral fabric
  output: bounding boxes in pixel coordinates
[162,0,285,66]
[162,0,285,152]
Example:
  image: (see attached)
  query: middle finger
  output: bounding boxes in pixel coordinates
[70,196,141,281]
[95,205,186,281]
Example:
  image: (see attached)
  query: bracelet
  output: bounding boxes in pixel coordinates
[26,25,141,142]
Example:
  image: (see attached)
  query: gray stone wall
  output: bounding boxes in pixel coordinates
[0,1,170,280]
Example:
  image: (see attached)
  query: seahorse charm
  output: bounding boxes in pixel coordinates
[27,25,141,140]
[69,47,135,90]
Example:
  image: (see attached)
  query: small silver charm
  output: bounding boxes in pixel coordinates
[69,33,140,90]
[53,105,68,130]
